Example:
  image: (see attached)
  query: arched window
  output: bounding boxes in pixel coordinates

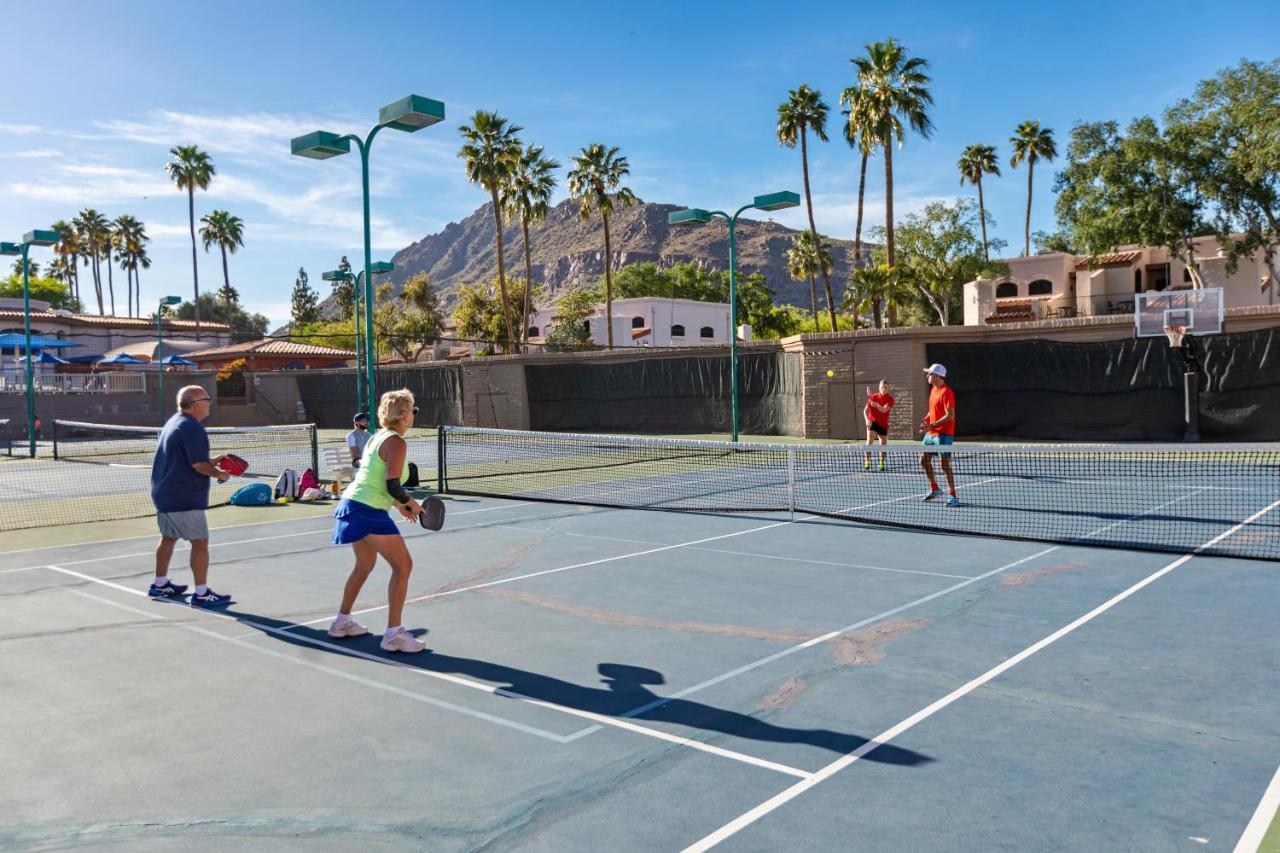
[1028,279,1053,296]
[699,326,714,339]
[526,326,539,338]
[995,281,1018,298]
[631,317,645,329]
[581,320,591,333]
[671,324,686,337]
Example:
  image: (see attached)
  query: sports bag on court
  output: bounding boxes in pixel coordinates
[230,482,273,506]
[298,468,319,494]
[274,468,298,499]
[405,462,420,488]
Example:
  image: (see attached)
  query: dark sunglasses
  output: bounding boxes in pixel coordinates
[411,407,419,415]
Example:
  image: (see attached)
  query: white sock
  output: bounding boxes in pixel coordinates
[153,577,169,587]
[195,584,209,595]
[384,625,403,637]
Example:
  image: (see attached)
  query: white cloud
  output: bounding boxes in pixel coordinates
[0,123,42,135]
[0,148,61,159]
[95,110,347,156]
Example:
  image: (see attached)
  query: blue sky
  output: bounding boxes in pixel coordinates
[2,0,1276,327]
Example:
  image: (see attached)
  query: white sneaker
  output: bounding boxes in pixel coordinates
[328,617,369,638]
[380,627,426,653]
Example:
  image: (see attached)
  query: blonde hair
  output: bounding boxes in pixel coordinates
[377,388,416,429]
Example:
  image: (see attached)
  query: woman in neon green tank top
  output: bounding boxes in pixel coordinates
[328,389,427,653]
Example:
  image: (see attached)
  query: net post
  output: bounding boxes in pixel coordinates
[436,425,446,493]
[787,447,796,520]
[309,424,318,476]
[52,420,59,460]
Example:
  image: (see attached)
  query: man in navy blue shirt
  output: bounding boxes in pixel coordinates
[149,385,232,607]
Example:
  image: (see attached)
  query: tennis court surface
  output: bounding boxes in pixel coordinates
[2,427,1279,851]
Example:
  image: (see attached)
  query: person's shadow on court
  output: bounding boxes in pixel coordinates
[228,610,931,767]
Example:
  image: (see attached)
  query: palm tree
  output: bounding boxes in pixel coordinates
[114,215,149,317]
[777,84,836,332]
[958,144,1001,261]
[839,86,883,271]
[1010,121,1057,257]
[786,231,834,329]
[199,210,245,311]
[10,258,40,278]
[852,38,934,324]
[501,143,560,352]
[567,144,637,350]
[165,145,216,337]
[458,111,523,352]
[50,220,80,307]
[73,209,109,314]
[845,262,906,330]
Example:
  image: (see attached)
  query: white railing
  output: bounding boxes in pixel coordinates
[0,372,148,394]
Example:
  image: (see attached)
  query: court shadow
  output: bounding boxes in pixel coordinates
[227,611,931,767]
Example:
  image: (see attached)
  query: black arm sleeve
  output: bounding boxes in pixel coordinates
[385,478,412,505]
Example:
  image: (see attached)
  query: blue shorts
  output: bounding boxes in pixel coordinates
[331,498,399,545]
[922,433,954,456]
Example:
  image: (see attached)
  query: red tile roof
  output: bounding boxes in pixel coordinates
[185,339,355,360]
[1075,250,1142,269]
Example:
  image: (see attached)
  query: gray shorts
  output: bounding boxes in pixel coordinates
[157,509,209,541]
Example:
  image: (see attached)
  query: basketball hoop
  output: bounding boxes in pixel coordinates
[1164,325,1187,349]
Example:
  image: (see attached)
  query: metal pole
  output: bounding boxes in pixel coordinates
[1183,371,1200,442]
[727,219,739,443]
[356,130,381,422]
[21,245,35,457]
[156,305,164,426]
[353,272,364,413]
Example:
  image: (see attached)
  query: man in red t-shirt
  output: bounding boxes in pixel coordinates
[863,380,895,471]
[919,363,958,507]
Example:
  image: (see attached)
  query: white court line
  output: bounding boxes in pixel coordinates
[1235,762,1280,853]
[42,564,807,778]
[683,497,1280,852]
[59,586,573,743]
[1,501,538,574]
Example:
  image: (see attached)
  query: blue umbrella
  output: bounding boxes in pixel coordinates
[161,354,196,366]
[97,353,145,364]
[19,351,70,365]
[0,333,81,351]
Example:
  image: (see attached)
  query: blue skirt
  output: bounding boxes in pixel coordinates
[331,498,399,544]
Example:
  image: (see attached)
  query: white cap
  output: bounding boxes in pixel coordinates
[923,363,947,378]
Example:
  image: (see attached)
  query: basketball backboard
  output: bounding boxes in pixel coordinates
[1134,287,1223,338]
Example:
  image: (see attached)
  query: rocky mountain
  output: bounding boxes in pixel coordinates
[320,198,872,315]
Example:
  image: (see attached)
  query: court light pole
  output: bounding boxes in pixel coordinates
[668,192,800,442]
[292,95,444,419]
[1,229,59,457]
[156,295,183,424]
[323,261,393,415]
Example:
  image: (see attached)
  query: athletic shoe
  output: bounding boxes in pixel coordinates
[148,581,188,598]
[922,489,943,502]
[863,459,871,471]
[328,617,369,638]
[380,627,426,654]
[878,461,886,472]
[189,588,232,608]
[946,495,960,508]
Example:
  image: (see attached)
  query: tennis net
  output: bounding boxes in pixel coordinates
[439,427,1280,562]
[0,420,318,532]
[0,419,9,456]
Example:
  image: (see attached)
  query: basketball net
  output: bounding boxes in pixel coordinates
[1164,325,1187,349]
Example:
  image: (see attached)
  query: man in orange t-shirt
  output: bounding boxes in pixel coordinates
[919,363,958,507]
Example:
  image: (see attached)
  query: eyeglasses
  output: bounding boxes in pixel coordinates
[411,407,419,415]
[189,397,211,404]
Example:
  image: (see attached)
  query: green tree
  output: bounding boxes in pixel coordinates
[544,286,599,352]
[9,259,39,278]
[957,144,1001,260]
[502,143,559,351]
[844,263,909,329]
[291,267,320,326]
[198,210,245,310]
[458,110,523,351]
[452,280,507,353]
[0,274,79,310]
[73,208,109,315]
[611,262,670,299]
[113,215,148,317]
[1010,120,1057,257]
[173,293,267,341]
[165,144,216,337]
[1166,58,1280,274]
[567,143,637,349]
[874,199,1006,325]
[1054,118,1210,286]
[375,273,444,362]
[778,84,837,331]
[1032,229,1076,255]
[330,255,356,318]
[50,220,82,308]
[852,38,935,311]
